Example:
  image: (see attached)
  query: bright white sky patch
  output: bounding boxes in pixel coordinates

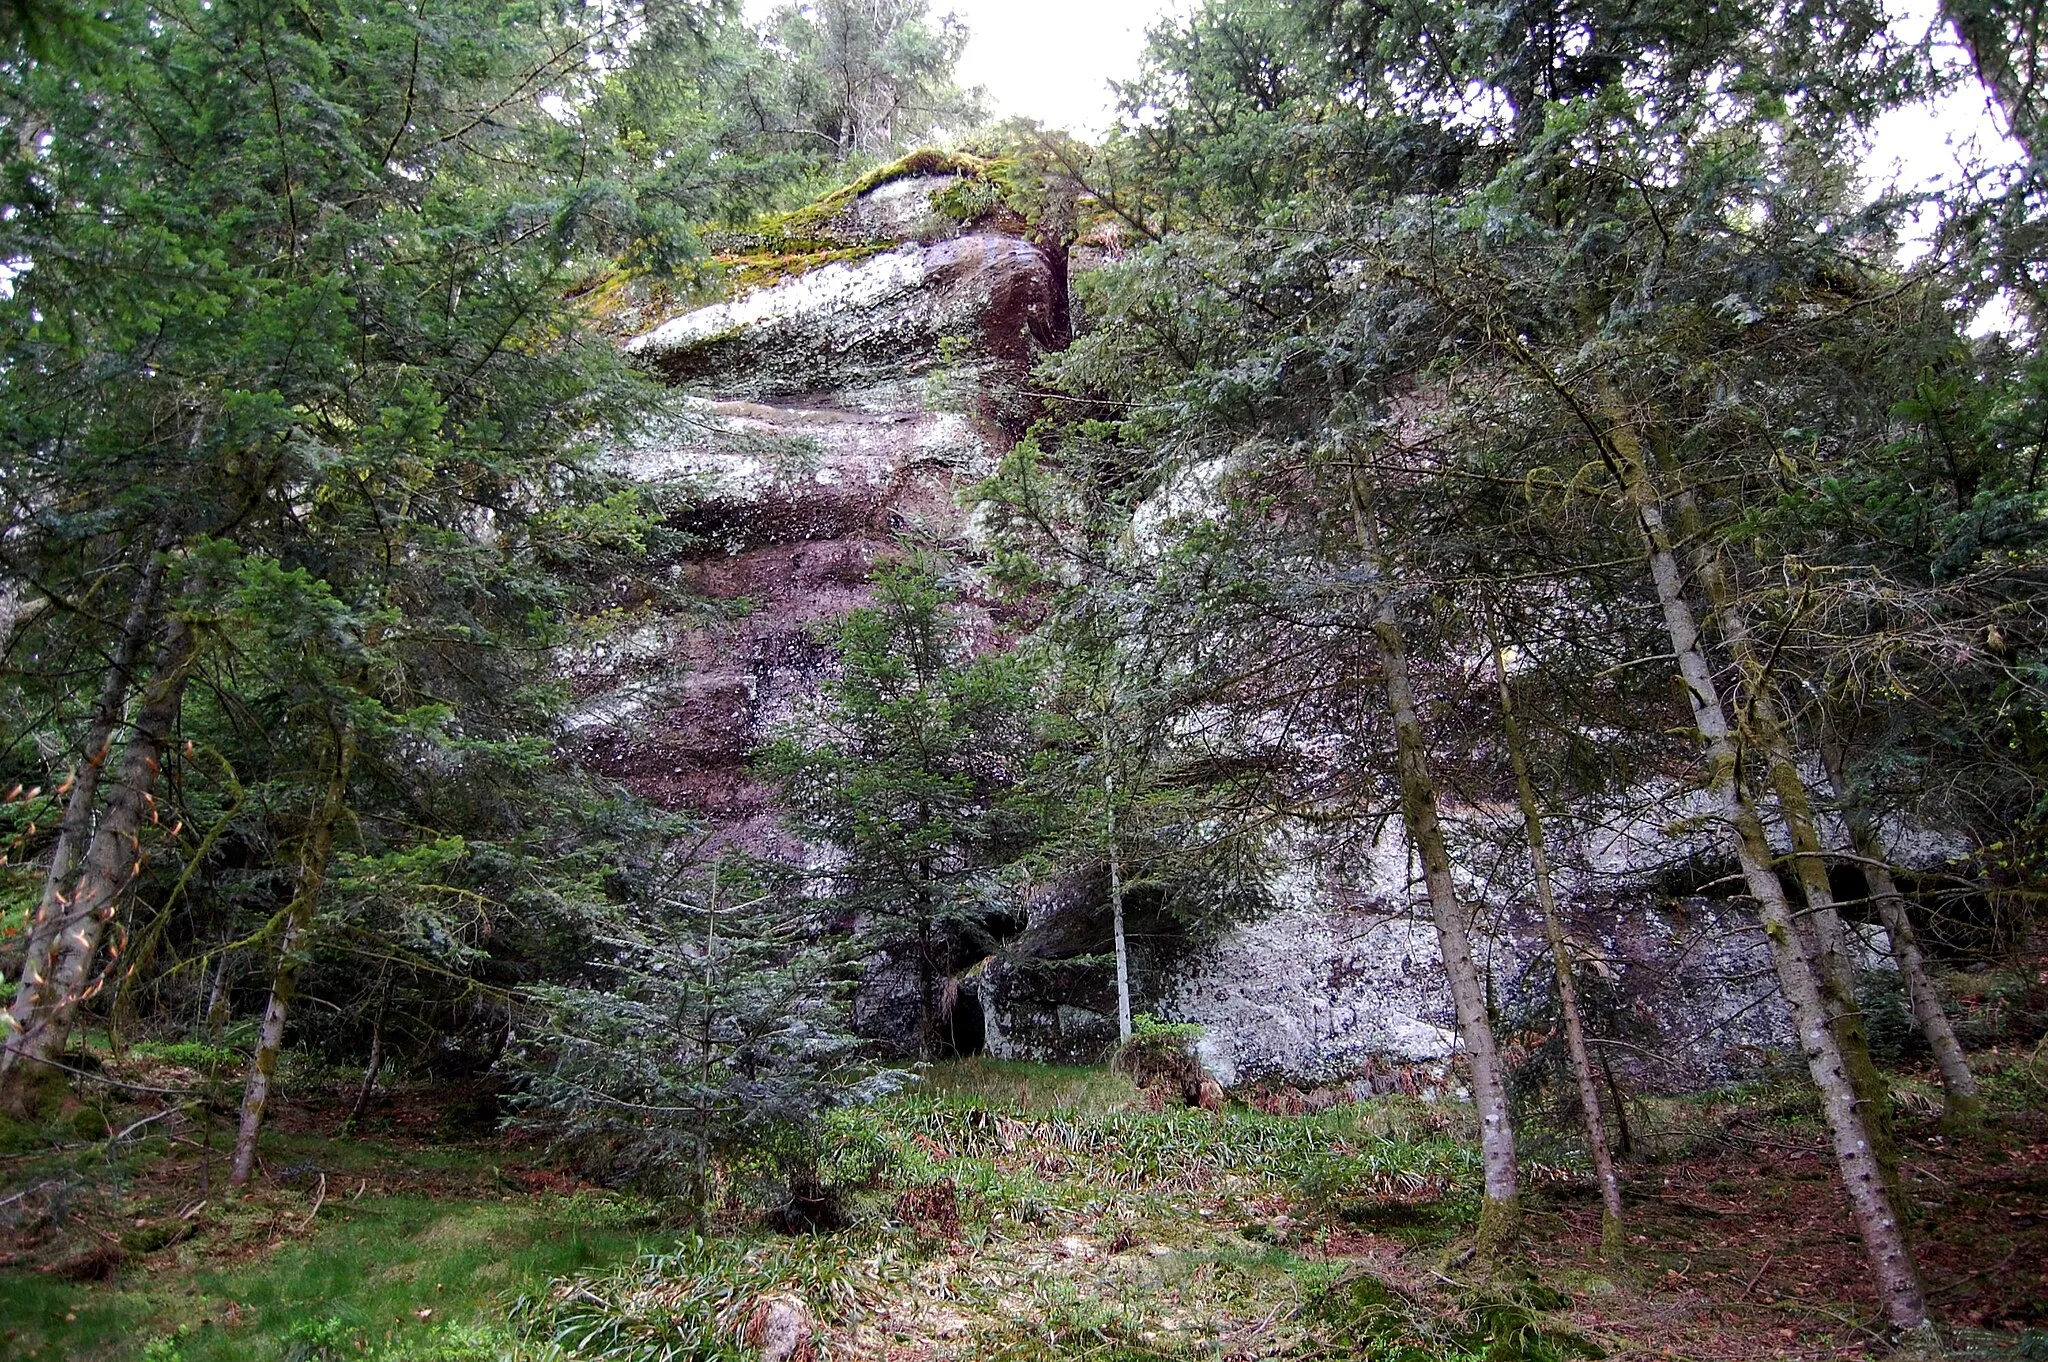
[944,0,1177,134]
[746,0,1178,135]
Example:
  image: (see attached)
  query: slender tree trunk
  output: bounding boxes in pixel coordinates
[916,875,936,1062]
[343,1015,385,1137]
[1348,470,1520,1261]
[1599,1052,1633,1159]
[205,945,234,1042]
[1487,623,1624,1258]
[342,969,389,1138]
[0,616,195,1118]
[694,866,718,1223]
[2,541,169,1096]
[1105,755,1133,1044]
[1602,398,1932,1334]
[231,728,352,1187]
[1682,542,1898,1190]
[1819,737,1982,1125]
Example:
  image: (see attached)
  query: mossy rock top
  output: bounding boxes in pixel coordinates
[576,149,1037,331]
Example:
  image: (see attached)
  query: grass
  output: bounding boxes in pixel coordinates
[436,1065,1506,1360]
[904,1056,1144,1115]
[1,1166,664,1361]
[15,1053,2038,1361]
[0,1058,1545,1361]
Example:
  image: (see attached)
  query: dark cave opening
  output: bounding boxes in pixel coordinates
[943,989,986,1057]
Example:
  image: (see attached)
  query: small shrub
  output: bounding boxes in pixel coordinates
[283,1315,357,1362]
[1111,1015,1208,1105]
[1858,969,1924,1067]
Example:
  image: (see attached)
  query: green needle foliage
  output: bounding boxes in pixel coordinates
[763,554,1038,1061]
[509,854,905,1211]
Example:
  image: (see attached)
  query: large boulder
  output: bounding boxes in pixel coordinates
[625,234,1059,416]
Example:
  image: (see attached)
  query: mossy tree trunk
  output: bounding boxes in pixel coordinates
[1604,399,1932,1335]
[1680,539,1898,1192]
[1819,735,1982,1127]
[231,724,353,1187]
[1487,621,1625,1259]
[1,541,168,1103]
[0,617,195,1118]
[1349,468,1521,1263]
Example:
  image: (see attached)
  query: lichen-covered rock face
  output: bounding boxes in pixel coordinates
[624,233,1058,422]
[824,172,969,244]
[976,787,1908,1093]
[573,160,1894,1083]
[567,166,1044,1055]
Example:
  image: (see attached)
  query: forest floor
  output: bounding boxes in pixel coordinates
[0,1050,2043,1361]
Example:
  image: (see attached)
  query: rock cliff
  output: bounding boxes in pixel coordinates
[567,158,1881,1091]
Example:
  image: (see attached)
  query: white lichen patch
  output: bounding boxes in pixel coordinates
[1131,455,1235,555]
[607,393,999,510]
[1165,906,1459,1087]
[626,246,927,359]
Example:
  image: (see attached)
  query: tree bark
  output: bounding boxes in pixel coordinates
[342,964,390,1138]
[694,866,718,1223]
[1105,757,1133,1044]
[1683,542,1898,1191]
[342,1012,385,1137]
[1819,736,1982,1125]
[916,895,935,1063]
[2,541,169,1095]
[1487,623,1624,1258]
[1349,470,1521,1261]
[0,615,195,1118]
[1602,398,1932,1333]
[231,727,352,1187]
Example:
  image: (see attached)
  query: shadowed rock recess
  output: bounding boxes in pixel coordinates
[566,161,1895,1086]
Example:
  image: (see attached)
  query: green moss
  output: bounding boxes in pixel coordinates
[1597,1209,1626,1265]
[930,156,1026,226]
[579,147,1017,319]
[716,242,890,296]
[0,1109,54,1155]
[66,1102,112,1140]
[813,147,993,216]
[118,1222,185,1255]
[1473,1192,1523,1268]
[752,146,997,249]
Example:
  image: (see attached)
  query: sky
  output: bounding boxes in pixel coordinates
[941,0,1177,135]
[744,0,1174,136]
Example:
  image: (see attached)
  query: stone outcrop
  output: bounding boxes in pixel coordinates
[568,164,1051,1049]
[970,809,1844,1094]
[572,157,1894,1086]
[567,162,1057,855]
[625,233,1059,412]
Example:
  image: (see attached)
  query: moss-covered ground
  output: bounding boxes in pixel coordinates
[2,1051,2044,1361]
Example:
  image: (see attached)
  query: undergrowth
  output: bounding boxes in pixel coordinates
[515,1079,1504,1361]
[523,1231,911,1361]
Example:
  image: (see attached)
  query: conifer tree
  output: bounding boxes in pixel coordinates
[510,854,893,1214]
[764,556,1036,1060]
